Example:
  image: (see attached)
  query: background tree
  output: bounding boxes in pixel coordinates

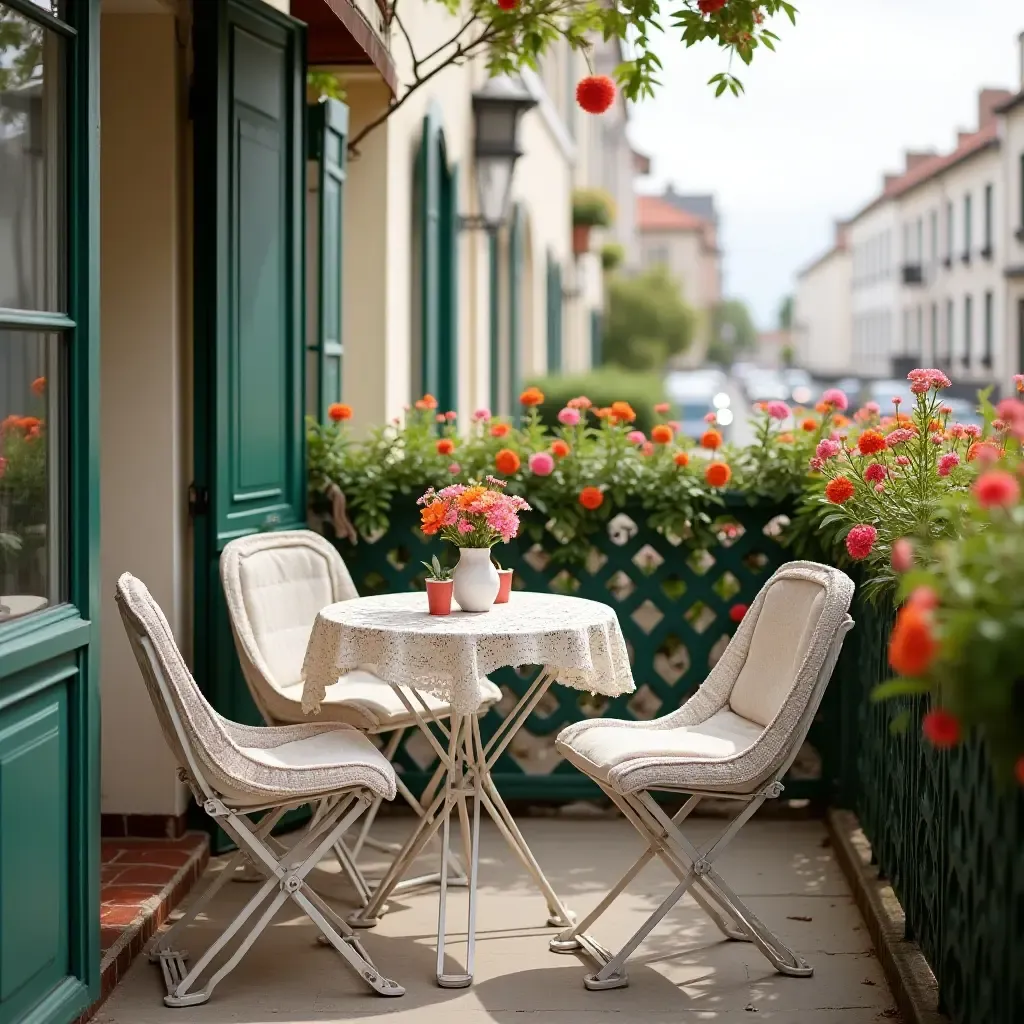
[601,266,696,372]
[706,298,757,366]
[346,0,799,151]
[777,294,793,330]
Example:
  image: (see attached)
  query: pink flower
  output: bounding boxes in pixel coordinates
[641,441,655,456]
[949,423,966,439]
[865,401,880,415]
[626,430,646,444]
[809,456,825,472]
[930,432,944,445]
[473,408,491,421]
[445,411,457,421]
[457,519,474,534]
[886,428,915,447]
[528,451,555,476]
[435,413,446,423]
[654,402,671,414]
[766,401,791,421]
[816,438,841,460]
[891,538,914,573]
[1015,373,1024,393]
[845,524,877,560]
[896,455,911,467]
[557,407,581,426]
[704,411,718,424]
[992,419,1006,431]
[892,396,903,405]
[448,462,461,474]
[963,423,982,439]
[668,420,682,432]
[821,388,849,411]
[973,470,1020,508]
[937,451,960,477]
[874,482,886,492]
[940,405,953,415]
[996,399,1024,437]
[864,462,886,483]
[908,368,952,392]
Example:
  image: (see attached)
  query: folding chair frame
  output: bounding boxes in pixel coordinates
[551,606,855,992]
[137,632,404,1007]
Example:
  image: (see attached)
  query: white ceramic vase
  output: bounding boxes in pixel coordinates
[453,547,499,612]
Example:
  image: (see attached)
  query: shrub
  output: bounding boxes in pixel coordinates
[526,370,668,435]
[600,242,624,272]
[571,188,615,228]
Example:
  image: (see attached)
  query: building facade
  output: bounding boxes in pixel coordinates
[793,222,852,376]
[0,1,612,1021]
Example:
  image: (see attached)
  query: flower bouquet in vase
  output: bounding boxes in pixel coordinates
[418,476,530,612]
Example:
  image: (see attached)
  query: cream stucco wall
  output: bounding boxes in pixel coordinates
[99,8,190,817]
[794,248,853,376]
[334,11,581,428]
[1004,100,1024,381]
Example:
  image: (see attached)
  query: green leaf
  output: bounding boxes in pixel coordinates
[888,709,913,735]
[871,678,932,702]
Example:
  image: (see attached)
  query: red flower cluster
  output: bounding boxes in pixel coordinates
[575,75,616,115]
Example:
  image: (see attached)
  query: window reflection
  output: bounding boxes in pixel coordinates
[0,2,65,312]
[0,331,64,622]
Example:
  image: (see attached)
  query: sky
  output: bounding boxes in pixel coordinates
[627,0,1024,330]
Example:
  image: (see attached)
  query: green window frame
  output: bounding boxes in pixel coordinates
[546,252,562,374]
[415,106,458,413]
[307,97,347,421]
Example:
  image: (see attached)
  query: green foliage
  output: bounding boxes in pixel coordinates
[708,299,757,365]
[527,370,667,435]
[307,70,346,101]
[777,294,794,330]
[572,189,615,228]
[349,0,800,150]
[421,554,454,581]
[600,242,625,272]
[602,267,696,372]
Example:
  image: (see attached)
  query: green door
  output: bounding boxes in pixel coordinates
[546,253,563,374]
[191,0,307,741]
[307,98,347,420]
[0,1,101,1021]
[508,205,524,419]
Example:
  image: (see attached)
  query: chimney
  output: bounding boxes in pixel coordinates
[978,87,1014,127]
[883,173,901,192]
[957,130,974,148]
[904,151,935,172]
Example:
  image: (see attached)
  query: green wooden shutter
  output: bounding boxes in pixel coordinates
[508,205,523,420]
[418,111,441,402]
[546,253,563,374]
[440,161,459,413]
[488,232,500,413]
[307,98,347,420]
[192,0,306,742]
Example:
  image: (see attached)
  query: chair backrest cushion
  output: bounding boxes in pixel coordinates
[220,531,358,711]
[728,576,827,727]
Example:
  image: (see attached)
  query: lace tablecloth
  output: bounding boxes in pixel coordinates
[300,591,635,716]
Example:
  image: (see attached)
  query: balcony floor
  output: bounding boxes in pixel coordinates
[95,813,900,1023]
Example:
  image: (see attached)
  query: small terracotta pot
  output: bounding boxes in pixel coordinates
[426,579,454,615]
[494,569,513,604]
[572,223,592,256]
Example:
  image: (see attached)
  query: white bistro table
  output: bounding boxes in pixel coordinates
[300,590,635,987]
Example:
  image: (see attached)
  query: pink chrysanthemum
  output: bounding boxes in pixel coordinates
[930,432,945,445]
[845,524,877,560]
[626,430,646,445]
[473,408,491,421]
[864,462,886,483]
[973,470,1020,508]
[816,438,841,460]
[766,400,791,421]
[963,423,982,438]
[937,451,960,477]
[886,428,915,447]
[528,451,555,476]
[896,455,911,467]
[557,407,581,426]
[865,401,880,415]
[821,388,848,411]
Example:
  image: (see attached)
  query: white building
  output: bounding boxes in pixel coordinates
[998,43,1024,379]
[793,222,852,376]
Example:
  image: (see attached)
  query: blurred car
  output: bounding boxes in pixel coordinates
[781,368,814,405]
[744,370,790,403]
[832,377,864,404]
[665,369,732,441]
[731,361,760,388]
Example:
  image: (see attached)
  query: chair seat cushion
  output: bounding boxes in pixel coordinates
[230,722,397,805]
[280,670,502,730]
[557,709,765,784]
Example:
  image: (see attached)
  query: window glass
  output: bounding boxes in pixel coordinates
[0,2,66,312]
[0,330,65,621]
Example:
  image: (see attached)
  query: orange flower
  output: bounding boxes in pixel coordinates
[579,486,604,510]
[457,485,488,509]
[327,403,353,422]
[1,414,22,434]
[490,422,510,438]
[594,407,611,420]
[858,429,886,455]
[415,393,439,411]
[610,401,636,423]
[567,396,592,410]
[801,418,818,432]
[888,603,938,677]
[825,476,855,504]
[928,418,943,433]
[674,451,690,467]
[651,424,673,444]
[436,438,455,456]
[520,386,544,407]
[31,376,46,396]
[705,462,731,488]
[815,401,829,414]
[700,429,723,450]
[495,448,521,475]
[551,439,571,458]
[17,416,40,432]
[833,414,850,428]
[777,432,795,444]
[420,499,447,535]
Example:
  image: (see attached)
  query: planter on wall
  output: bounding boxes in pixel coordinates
[572,223,592,256]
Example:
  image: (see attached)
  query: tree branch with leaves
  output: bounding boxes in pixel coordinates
[332,0,798,154]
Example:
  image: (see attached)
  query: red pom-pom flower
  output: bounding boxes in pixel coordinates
[575,75,616,115]
[698,0,728,12]
[729,603,748,624]
[496,0,519,9]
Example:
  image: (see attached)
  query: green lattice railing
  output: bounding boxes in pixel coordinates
[836,590,1024,1024]
[323,494,840,804]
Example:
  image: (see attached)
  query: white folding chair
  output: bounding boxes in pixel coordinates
[114,572,405,1007]
[551,560,855,990]
[219,529,502,903]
